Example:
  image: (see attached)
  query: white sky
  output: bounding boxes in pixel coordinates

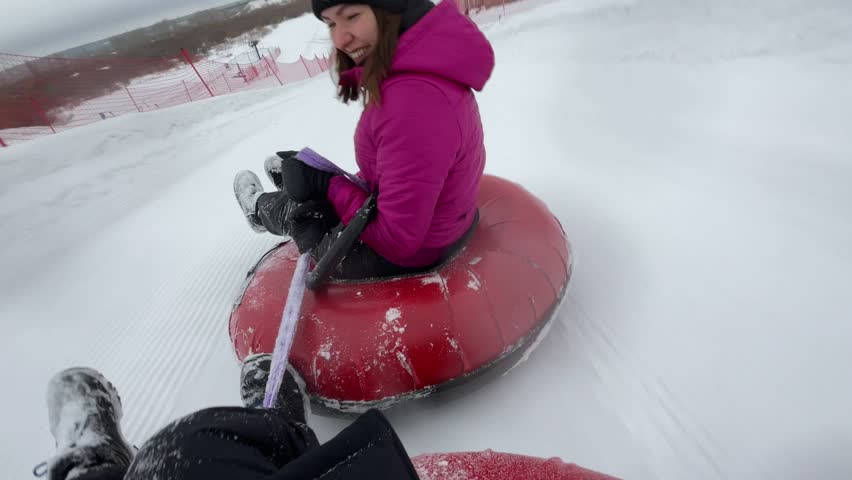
[0,0,247,56]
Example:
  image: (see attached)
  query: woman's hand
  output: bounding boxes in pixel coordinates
[287,200,340,253]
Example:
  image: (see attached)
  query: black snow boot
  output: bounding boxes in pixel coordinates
[240,353,310,424]
[43,368,135,480]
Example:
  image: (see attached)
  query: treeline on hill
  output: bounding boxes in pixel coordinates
[0,0,312,130]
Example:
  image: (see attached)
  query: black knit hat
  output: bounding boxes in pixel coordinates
[312,0,434,33]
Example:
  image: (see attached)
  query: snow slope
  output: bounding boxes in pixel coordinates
[210,12,332,62]
[2,0,851,478]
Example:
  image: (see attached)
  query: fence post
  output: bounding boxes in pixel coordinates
[180,48,215,98]
[0,136,6,147]
[182,80,193,102]
[30,97,56,134]
[125,86,141,112]
[222,73,233,93]
[300,55,312,77]
[262,55,284,86]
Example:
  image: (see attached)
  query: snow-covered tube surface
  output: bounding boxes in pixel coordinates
[412,451,618,480]
[229,174,572,412]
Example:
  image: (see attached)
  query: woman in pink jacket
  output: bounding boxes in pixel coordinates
[234,0,495,279]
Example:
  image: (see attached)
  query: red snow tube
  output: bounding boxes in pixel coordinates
[229,175,572,412]
[412,451,618,480]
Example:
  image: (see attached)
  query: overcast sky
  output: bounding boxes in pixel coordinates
[0,0,244,56]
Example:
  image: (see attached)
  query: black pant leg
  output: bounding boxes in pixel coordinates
[269,409,420,480]
[256,192,296,236]
[53,464,126,480]
[123,407,318,480]
[332,241,430,280]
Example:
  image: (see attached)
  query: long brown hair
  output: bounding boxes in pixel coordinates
[334,8,402,107]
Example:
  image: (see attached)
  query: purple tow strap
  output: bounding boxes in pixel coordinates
[262,252,311,408]
[262,148,368,408]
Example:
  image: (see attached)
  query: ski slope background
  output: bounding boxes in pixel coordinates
[207,10,331,62]
[2,0,852,478]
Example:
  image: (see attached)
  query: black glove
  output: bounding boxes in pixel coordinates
[277,151,334,203]
[287,200,340,254]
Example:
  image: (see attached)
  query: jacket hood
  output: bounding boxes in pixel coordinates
[340,0,494,92]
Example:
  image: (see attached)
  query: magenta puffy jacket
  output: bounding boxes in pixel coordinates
[326,0,495,267]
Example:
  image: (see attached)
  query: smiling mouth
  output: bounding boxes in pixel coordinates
[349,47,370,62]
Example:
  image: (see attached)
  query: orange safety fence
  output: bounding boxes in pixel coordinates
[0,0,514,148]
[0,48,329,146]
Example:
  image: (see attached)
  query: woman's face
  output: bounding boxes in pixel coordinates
[321,4,379,65]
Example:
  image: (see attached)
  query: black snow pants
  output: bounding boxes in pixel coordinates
[73,408,419,480]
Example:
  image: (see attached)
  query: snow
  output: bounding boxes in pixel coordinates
[245,0,293,12]
[385,307,402,323]
[421,273,450,299]
[466,270,481,291]
[209,13,331,63]
[1,0,852,478]
[317,340,333,361]
[378,307,406,358]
